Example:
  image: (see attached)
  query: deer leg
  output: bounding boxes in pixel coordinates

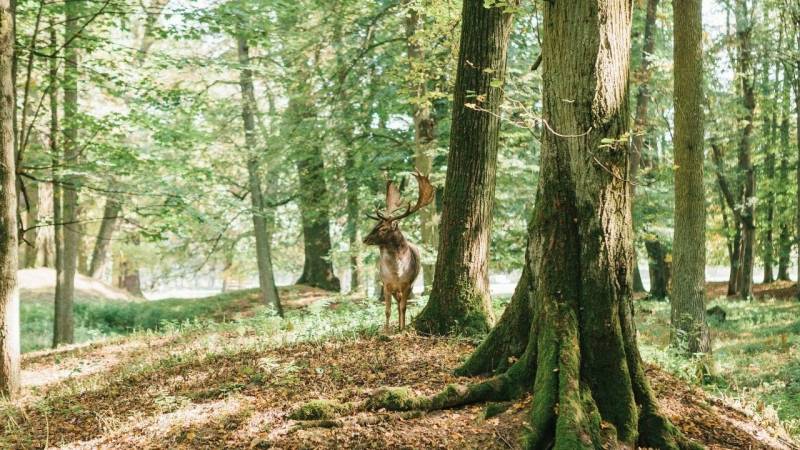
[383,286,392,334]
[398,290,407,331]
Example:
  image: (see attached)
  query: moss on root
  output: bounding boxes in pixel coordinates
[365,387,428,411]
[288,399,354,420]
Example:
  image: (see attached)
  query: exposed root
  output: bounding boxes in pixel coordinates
[288,419,343,433]
[287,399,355,420]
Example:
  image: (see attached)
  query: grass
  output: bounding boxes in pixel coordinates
[16,286,799,442]
[20,289,266,353]
[636,296,800,438]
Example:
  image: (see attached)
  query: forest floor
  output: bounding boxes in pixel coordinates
[4,284,799,449]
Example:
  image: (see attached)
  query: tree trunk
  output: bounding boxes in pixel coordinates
[0,0,20,399]
[795,19,800,297]
[645,238,671,300]
[88,198,121,278]
[236,31,283,316]
[735,0,756,299]
[761,115,776,284]
[414,0,515,335]
[777,77,791,281]
[345,148,363,294]
[671,0,710,353]
[54,1,81,346]
[380,2,696,445]
[404,1,438,293]
[295,145,340,292]
[21,181,38,268]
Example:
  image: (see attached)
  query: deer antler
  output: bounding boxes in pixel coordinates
[374,169,434,222]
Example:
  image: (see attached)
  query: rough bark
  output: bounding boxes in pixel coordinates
[54,0,81,346]
[795,24,800,298]
[735,0,756,299]
[88,198,121,278]
[295,145,340,291]
[414,0,515,335]
[645,237,671,299]
[671,0,710,353]
[367,1,697,446]
[237,32,283,316]
[0,0,20,398]
[404,1,438,293]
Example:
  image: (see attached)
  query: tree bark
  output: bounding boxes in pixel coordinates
[777,76,791,281]
[761,112,776,284]
[672,0,710,353]
[236,31,283,316]
[795,16,800,298]
[21,180,38,268]
[374,2,697,445]
[54,0,81,346]
[345,147,363,294]
[88,198,121,278]
[404,1,438,293]
[0,0,20,399]
[645,237,671,300]
[735,0,756,299]
[414,0,515,335]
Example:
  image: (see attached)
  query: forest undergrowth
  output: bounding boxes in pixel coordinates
[2,285,798,449]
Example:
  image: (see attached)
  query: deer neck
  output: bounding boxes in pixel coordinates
[379,231,408,255]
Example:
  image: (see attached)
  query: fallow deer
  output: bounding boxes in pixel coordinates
[363,170,434,333]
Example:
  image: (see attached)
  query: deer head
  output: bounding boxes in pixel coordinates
[363,169,434,247]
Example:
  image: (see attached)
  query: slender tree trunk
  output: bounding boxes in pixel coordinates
[777,78,791,280]
[88,198,121,278]
[404,1,438,293]
[414,0,515,335]
[794,20,800,297]
[672,0,710,353]
[54,1,80,346]
[49,19,66,347]
[735,0,756,299]
[761,115,776,284]
[236,32,283,316]
[21,181,38,268]
[0,0,20,399]
[345,148,363,294]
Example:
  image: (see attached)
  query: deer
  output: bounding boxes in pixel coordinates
[363,170,434,333]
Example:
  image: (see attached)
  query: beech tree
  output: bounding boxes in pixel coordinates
[413,0,515,335]
[375,0,700,446]
[236,28,283,316]
[0,0,19,399]
[671,0,710,354]
[53,0,82,346]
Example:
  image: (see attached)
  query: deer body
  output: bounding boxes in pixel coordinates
[363,170,434,333]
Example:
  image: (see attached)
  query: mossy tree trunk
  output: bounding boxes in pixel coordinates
[404,0,438,294]
[237,30,283,316]
[414,0,516,335]
[376,1,698,446]
[671,0,710,354]
[0,0,20,399]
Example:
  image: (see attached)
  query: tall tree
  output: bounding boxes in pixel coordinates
[383,0,698,445]
[735,0,756,299]
[0,0,20,399]
[413,0,515,335]
[671,0,709,353]
[236,29,283,316]
[404,0,438,292]
[794,6,800,299]
[54,0,82,346]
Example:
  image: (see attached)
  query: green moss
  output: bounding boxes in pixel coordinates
[484,401,513,419]
[365,387,426,411]
[287,399,353,420]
